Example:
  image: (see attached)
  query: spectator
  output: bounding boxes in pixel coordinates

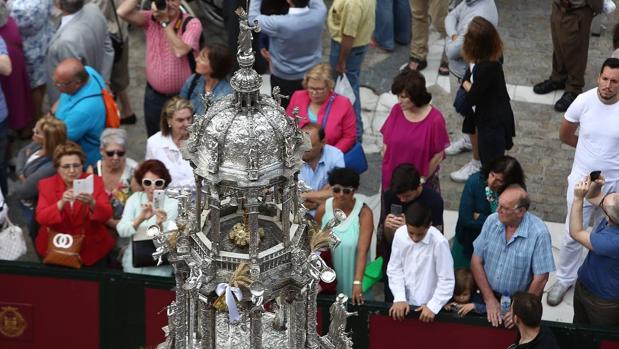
[52,58,106,167]
[90,128,139,230]
[287,63,356,153]
[117,0,202,137]
[568,177,619,326]
[0,36,11,196]
[249,0,326,108]
[405,0,449,75]
[532,0,603,112]
[443,0,498,162]
[444,268,486,317]
[0,3,34,135]
[255,0,289,72]
[179,44,234,116]
[510,292,560,349]
[387,202,454,323]
[316,167,373,303]
[8,0,55,124]
[91,0,137,125]
[35,141,115,267]
[453,155,525,269]
[549,58,619,307]
[381,69,450,192]
[450,16,514,183]
[299,123,345,211]
[328,0,375,142]
[15,116,67,241]
[372,0,411,52]
[117,159,176,276]
[145,96,195,188]
[471,185,555,328]
[381,163,444,302]
[47,0,114,103]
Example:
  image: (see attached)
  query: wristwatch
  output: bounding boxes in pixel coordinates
[161,21,169,28]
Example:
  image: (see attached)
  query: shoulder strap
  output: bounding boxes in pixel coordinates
[109,0,124,42]
[320,94,337,129]
[187,74,201,98]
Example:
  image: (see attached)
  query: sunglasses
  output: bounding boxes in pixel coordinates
[142,178,166,188]
[105,150,126,157]
[332,185,354,194]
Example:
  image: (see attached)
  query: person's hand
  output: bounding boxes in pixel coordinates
[473,212,480,220]
[462,80,472,92]
[260,48,271,61]
[457,303,475,317]
[385,214,405,231]
[18,174,26,183]
[304,199,319,210]
[485,297,502,327]
[151,2,170,24]
[451,34,458,41]
[351,283,364,305]
[61,189,75,204]
[138,202,154,221]
[503,309,515,328]
[443,302,455,311]
[415,304,435,323]
[587,174,605,199]
[574,178,591,200]
[76,192,95,208]
[335,62,346,76]
[155,209,167,226]
[389,302,410,321]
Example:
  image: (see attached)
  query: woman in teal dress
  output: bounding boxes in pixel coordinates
[316,168,374,305]
[452,155,525,269]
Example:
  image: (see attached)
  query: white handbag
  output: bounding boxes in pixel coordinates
[0,212,27,261]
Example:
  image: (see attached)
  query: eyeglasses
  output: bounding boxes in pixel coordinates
[308,86,327,94]
[497,204,521,213]
[60,163,82,170]
[105,150,126,157]
[54,79,77,88]
[332,185,354,195]
[142,178,166,188]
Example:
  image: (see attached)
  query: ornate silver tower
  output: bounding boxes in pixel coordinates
[151,6,356,349]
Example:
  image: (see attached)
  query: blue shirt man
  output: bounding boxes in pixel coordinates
[54,59,106,167]
[299,123,344,211]
[472,185,555,328]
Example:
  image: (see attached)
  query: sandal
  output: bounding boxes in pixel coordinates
[438,61,449,76]
[407,57,427,71]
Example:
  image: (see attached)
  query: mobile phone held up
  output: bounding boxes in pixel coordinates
[590,171,601,181]
[153,189,166,211]
[391,204,403,216]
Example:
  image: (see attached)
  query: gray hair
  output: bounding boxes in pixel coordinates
[605,194,619,224]
[57,0,84,14]
[100,128,128,149]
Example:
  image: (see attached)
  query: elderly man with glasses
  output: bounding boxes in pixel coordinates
[471,184,555,329]
[569,175,619,327]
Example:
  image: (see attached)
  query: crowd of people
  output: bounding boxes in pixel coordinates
[0,0,618,346]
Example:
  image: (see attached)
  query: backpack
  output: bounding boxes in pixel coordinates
[94,78,121,128]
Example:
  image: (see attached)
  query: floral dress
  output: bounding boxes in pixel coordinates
[94,158,138,220]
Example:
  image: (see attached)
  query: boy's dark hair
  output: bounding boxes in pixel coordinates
[328,167,360,189]
[390,163,421,195]
[454,268,476,296]
[511,292,543,328]
[601,57,619,74]
[404,202,432,227]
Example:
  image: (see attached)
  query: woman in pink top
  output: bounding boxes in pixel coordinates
[287,63,356,153]
[381,70,450,192]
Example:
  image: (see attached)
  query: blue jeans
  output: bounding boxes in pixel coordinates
[329,41,368,142]
[144,84,174,137]
[373,0,412,50]
[18,202,38,243]
[0,119,8,196]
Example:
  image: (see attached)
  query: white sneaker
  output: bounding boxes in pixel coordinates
[445,136,472,156]
[450,159,481,183]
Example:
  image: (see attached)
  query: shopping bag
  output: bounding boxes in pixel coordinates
[335,74,356,106]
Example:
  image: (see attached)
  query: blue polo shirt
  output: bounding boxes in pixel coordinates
[299,144,344,191]
[578,219,619,300]
[473,212,556,295]
[55,66,106,166]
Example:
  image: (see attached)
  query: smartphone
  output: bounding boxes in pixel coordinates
[153,189,166,211]
[590,170,601,181]
[391,204,403,216]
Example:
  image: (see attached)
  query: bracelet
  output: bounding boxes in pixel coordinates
[353,280,361,285]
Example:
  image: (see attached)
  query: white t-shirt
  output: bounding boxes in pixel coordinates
[145,132,196,189]
[565,88,619,181]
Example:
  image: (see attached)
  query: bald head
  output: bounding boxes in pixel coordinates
[603,193,619,225]
[498,184,530,226]
[53,58,88,94]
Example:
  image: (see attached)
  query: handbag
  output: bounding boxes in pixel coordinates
[0,216,27,261]
[321,95,368,175]
[110,0,124,63]
[453,86,474,118]
[43,229,85,269]
[132,226,168,268]
[361,256,384,293]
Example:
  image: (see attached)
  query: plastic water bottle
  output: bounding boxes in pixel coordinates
[500,291,511,317]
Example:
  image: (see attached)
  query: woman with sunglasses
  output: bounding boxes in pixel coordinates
[89,129,139,230]
[14,116,66,241]
[316,167,374,304]
[145,96,195,188]
[35,142,115,267]
[116,160,177,276]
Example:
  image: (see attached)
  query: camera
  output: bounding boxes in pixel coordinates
[154,0,167,11]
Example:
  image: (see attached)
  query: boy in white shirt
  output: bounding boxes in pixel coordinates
[387,202,455,322]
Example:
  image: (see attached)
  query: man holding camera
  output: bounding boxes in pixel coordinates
[117,0,202,137]
[549,58,619,306]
